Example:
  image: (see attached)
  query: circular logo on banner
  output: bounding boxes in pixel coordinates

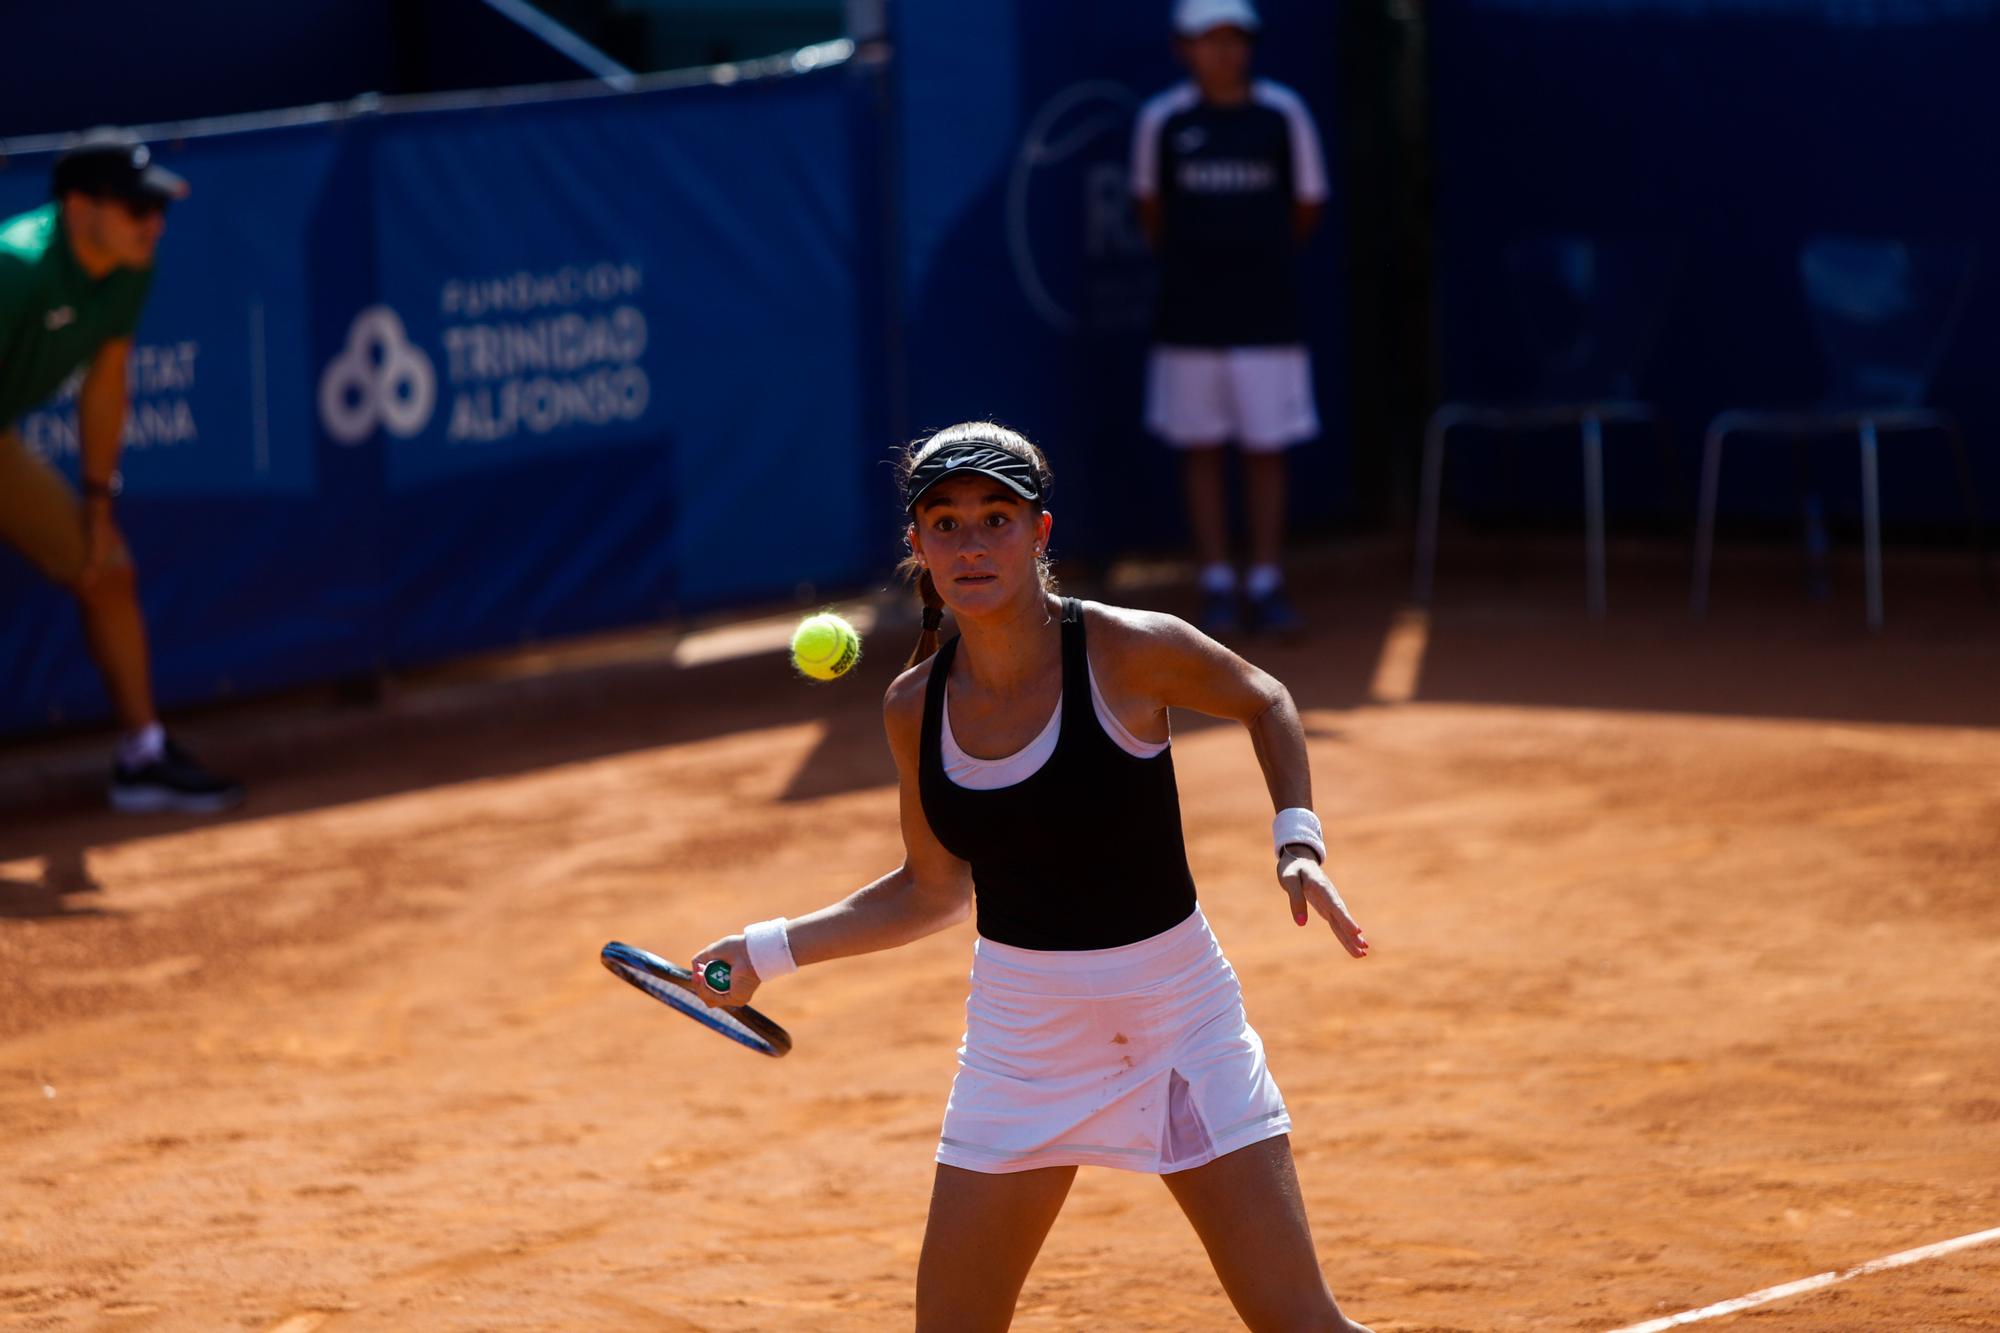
[319,306,438,445]
[1007,80,1153,334]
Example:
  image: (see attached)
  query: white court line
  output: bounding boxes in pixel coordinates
[1603,1223,2000,1332]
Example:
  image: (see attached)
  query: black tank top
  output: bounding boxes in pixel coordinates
[919,598,1199,950]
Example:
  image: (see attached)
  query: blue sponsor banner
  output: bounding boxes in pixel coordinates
[0,131,337,499]
[892,0,1349,559]
[346,73,880,660]
[0,66,885,736]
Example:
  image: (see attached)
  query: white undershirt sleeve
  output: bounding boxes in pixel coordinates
[1130,101,1163,200]
[1259,81,1330,205]
[1131,85,1194,200]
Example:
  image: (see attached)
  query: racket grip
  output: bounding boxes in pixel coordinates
[702,959,732,994]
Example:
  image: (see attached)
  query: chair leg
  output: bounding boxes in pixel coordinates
[1652,414,1689,518]
[1414,413,1449,606]
[1860,418,1883,632]
[1691,423,1726,620]
[1500,432,1525,588]
[1583,413,1606,620]
[1940,417,1997,601]
[1789,434,1818,594]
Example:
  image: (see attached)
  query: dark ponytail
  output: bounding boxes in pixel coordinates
[907,569,947,668]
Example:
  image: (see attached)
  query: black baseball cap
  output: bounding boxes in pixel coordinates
[51,130,190,207]
[904,442,1045,511]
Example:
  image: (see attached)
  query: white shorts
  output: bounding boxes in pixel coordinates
[1145,344,1319,452]
[936,906,1291,1176]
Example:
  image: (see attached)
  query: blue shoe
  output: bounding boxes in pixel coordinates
[1197,589,1242,638]
[1248,586,1305,636]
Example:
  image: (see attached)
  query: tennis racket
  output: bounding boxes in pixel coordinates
[600,941,793,1058]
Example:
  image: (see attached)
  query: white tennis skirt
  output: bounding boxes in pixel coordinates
[936,906,1291,1176]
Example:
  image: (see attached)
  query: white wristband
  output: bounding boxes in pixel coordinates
[1272,807,1325,863]
[742,917,798,982]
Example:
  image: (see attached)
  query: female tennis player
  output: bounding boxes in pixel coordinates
[690,421,1374,1332]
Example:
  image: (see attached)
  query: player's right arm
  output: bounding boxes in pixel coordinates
[1272,82,1330,248]
[1136,196,1163,251]
[1130,93,1169,251]
[688,659,972,1000]
[785,660,974,966]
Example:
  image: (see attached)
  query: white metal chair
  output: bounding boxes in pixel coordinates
[1691,238,1989,631]
[1415,236,1679,618]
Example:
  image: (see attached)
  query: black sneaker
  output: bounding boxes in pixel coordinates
[1247,586,1306,637]
[1197,589,1242,638]
[110,738,245,815]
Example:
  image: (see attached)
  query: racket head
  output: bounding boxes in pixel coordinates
[600,941,793,1058]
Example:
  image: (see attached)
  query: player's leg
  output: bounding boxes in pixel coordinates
[1233,347,1318,633]
[1244,449,1289,578]
[75,547,158,733]
[0,430,240,812]
[0,429,157,731]
[1179,445,1244,635]
[1149,347,1242,633]
[1181,444,1233,576]
[1241,448,1305,633]
[1160,1135,1371,1333]
[915,1162,1076,1333]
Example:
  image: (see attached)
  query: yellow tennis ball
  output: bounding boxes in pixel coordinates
[791,612,861,681]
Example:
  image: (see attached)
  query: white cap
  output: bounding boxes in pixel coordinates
[1174,0,1260,37]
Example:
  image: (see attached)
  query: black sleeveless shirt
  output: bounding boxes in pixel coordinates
[919,598,1199,950]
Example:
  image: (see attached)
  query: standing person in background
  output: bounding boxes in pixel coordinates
[1132,0,1330,637]
[0,130,243,813]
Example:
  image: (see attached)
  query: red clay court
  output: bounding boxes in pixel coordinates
[4,539,1997,1331]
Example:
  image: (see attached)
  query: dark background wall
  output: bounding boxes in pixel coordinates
[1427,0,2000,530]
[0,1,616,137]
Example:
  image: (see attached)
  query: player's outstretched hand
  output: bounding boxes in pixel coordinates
[688,934,762,1007]
[1278,853,1369,959]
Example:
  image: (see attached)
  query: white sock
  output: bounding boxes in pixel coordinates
[1198,563,1237,595]
[117,722,166,769]
[1246,564,1284,599]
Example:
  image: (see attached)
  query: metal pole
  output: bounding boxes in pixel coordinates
[1691,421,1724,620]
[1860,417,1883,631]
[1414,413,1448,606]
[1583,413,1606,620]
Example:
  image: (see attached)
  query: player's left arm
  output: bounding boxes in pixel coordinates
[1280,88,1331,249]
[1293,201,1324,248]
[75,337,132,584]
[1096,607,1368,957]
[1099,608,1307,804]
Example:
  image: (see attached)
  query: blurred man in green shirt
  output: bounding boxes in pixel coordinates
[0,130,242,813]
